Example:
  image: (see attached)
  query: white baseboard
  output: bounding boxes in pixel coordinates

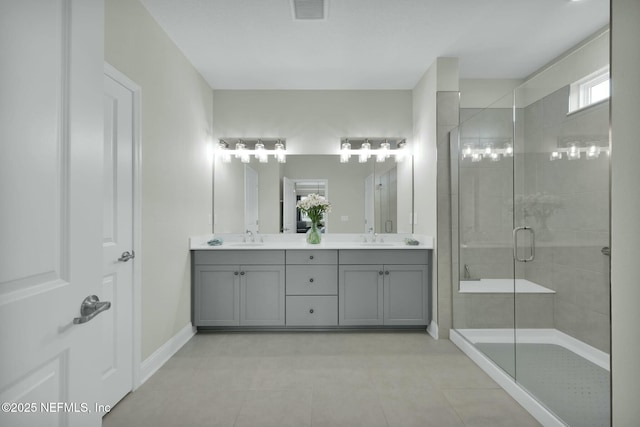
[427,321,439,339]
[139,323,196,386]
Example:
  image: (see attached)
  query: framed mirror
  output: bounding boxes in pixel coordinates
[213,154,413,234]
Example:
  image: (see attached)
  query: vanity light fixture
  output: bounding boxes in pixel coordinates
[216,138,287,163]
[339,138,408,163]
[460,140,514,163]
[548,141,607,161]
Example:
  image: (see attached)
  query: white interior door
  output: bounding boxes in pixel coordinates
[102,69,135,410]
[0,2,105,427]
[244,165,259,233]
[282,177,296,233]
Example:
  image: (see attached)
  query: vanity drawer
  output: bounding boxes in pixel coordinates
[286,296,338,326]
[338,249,429,265]
[286,250,338,265]
[193,250,284,265]
[286,265,337,295]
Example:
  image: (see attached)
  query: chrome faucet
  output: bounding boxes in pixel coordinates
[245,230,254,243]
[464,264,471,280]
[368,228,377,243]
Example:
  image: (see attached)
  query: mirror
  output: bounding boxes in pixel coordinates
[213,155,413,234]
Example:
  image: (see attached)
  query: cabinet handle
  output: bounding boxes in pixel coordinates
[240,271,245,276]
[234,271,239,276]
[309,308,314,314]
[385,271,390,275]
[309,255,314,260]
[309,278,314,283]
[379,271,384,275]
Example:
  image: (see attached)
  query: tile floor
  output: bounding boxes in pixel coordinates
[103,332,540,427]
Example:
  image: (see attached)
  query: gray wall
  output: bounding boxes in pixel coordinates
[611,0,640,423]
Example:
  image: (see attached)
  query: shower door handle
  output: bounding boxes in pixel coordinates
[513,226,535,262]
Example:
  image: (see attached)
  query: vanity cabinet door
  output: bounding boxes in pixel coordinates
[194,265,240,326]
[240,265,285,326]
[383,265,429,325]
[338,265,384,325]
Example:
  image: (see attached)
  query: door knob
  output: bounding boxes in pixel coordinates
[118,251,135,262]
[73,295,111,324]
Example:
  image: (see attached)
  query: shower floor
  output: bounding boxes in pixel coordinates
[476,342,610,427]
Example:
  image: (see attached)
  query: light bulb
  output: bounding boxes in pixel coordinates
[550,151,562,161]
[235,142,245,159]
[483,143,493,158]
[586,144,600,159]
[359,141,371,163]
[567,144,580,160]
[504,143,513,157]
[275,141,286,163]
[255,141,268,163]
[340,141,351,163]
[462,144,473,159]
[377,141,390,162]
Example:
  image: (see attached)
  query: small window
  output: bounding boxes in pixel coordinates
[569,67,610,113]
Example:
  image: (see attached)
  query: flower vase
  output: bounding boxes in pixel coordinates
[306,221,321,244]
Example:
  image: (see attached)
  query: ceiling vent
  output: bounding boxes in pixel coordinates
[291,0,327,20]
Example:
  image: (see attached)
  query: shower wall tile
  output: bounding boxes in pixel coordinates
[515,295,555,328]
[552,245,609,274]
[466,294,515,329]
[551,263,609,316]
[554,299,610,353]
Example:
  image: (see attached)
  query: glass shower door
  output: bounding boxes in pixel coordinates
[512,80,611,426]
[453,92,517,378]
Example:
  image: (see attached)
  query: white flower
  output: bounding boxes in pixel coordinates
[296,193,331,223]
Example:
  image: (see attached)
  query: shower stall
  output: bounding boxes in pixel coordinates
[450,62,611,425]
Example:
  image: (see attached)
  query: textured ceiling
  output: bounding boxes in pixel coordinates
[140,0,608,89]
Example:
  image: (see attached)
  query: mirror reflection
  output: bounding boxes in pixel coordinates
[213,155,413,234]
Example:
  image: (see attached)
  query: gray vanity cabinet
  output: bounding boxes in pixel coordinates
[192,248,430,329]
[383,264,429,325]
[338,265,384,325]
[338,250,430,326]
[192,251,285,327]
[193,265,240,327]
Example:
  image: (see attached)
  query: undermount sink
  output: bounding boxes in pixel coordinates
[360,242,396,246]
[229,242,265,247]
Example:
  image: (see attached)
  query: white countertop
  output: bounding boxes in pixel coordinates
[190,233,434,250]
